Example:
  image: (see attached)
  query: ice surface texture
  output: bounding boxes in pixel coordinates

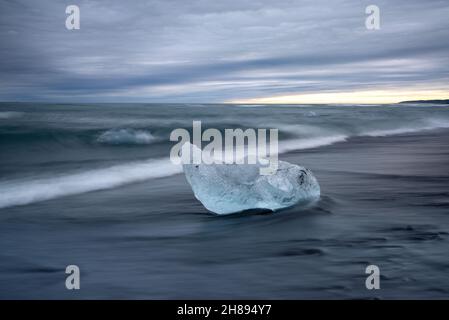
[182,144,320,215]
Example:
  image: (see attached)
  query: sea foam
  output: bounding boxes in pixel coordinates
[97,128,157,145]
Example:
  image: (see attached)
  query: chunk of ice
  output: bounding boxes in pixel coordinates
[182,143,320,215]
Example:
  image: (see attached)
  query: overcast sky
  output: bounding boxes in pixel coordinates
[0,0,448,102]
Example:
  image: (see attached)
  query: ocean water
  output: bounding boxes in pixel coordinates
[0,102,449,298]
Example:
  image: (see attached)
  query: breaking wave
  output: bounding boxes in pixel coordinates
[0,158,182,209]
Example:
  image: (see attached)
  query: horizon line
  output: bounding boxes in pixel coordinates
[1,99,449,105]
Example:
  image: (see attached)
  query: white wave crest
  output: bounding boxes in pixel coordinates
[363,119,449,137]
[279,135,348,153]
[0,158,182,209]
[97,128,157,145]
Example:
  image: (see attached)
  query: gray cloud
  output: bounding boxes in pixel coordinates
[0,0,448,102]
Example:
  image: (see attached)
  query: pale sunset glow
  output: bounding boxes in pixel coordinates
[230,89,449,104]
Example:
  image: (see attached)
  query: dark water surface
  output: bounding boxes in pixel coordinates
[0,103,449,298]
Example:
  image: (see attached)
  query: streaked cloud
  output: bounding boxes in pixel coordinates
[0,0,448,102]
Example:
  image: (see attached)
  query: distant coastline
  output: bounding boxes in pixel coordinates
[398,99,449,104]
